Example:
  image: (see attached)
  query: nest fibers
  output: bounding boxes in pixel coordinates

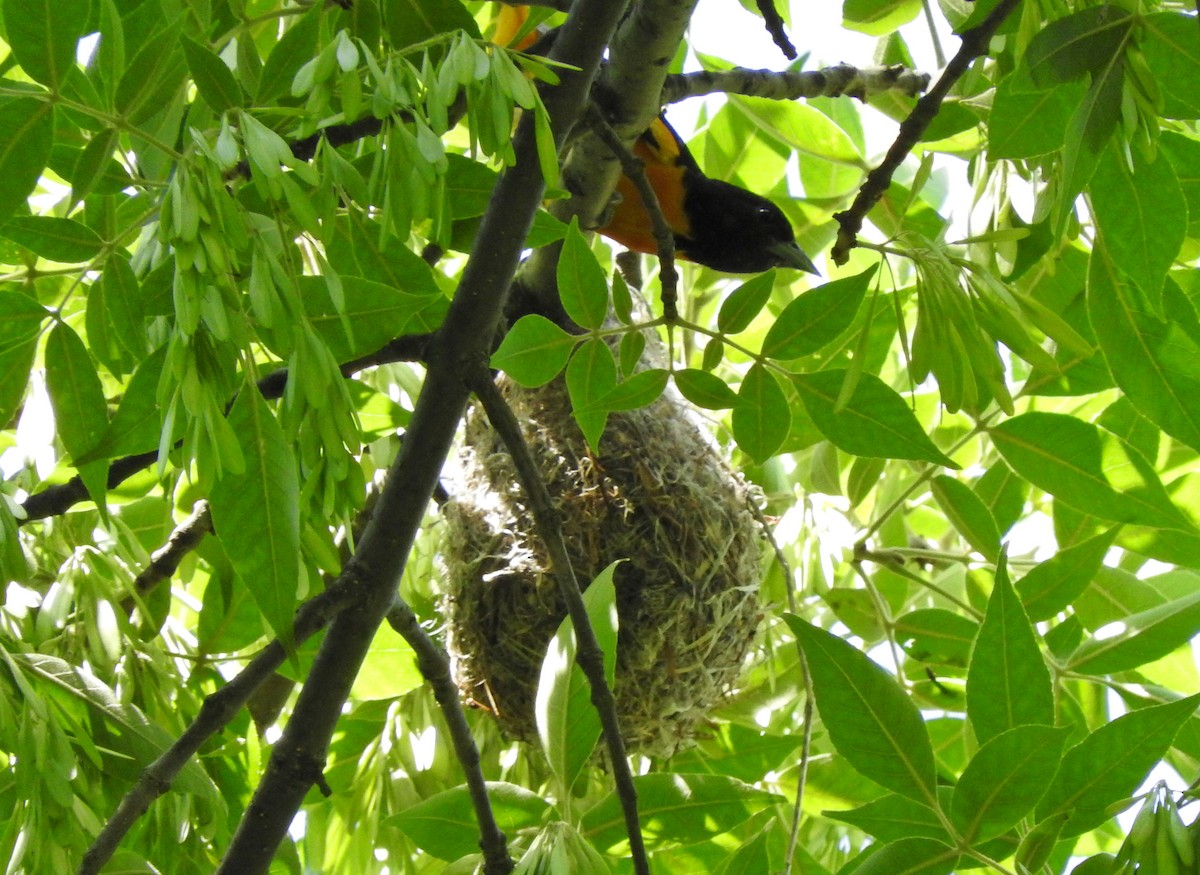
[442,355,764,757]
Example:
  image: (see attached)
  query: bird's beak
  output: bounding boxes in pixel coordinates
[769,241,821,276]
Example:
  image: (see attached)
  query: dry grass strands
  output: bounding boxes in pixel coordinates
[443,367,763,757]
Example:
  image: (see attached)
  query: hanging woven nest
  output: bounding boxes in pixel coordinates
[442,341,764,756]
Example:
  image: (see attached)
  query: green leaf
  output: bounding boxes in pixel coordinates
[674,368,739,410]
[715,822,772,875]
[732,363,789,464]
[299,275,447,363]
[557,219,609,330]
[491,314,577,387]
[600,368,668,412]
[992,412,1192,531]
[390,782,552,860]
[966,556,1054,744]
[1089,261,1200,455]
[988,77,1085,160]
[1024,5,1133,86]
[77,345,165,463]
[950,725,1069,842]
[382,0,480,49]
[895,609,978,669]
[1067,589,1200,675]
[670,723,804,784]
[180,34,243,113]
[1057,54,1124,232]
[930,475,1001,561]
[69,127,120,206]
[580,773,781,852]
[10,653,220,802]
[717,270,775,334]
[0,339,36,430]
[1016,527,1119,622]
[100,253,148,358]
[1141,12,1200,119]
[326,215,442,295]
[256,8,320,103]
[794,370,956,467]
[1015,813,1070,874]
[761,266,875,359]
[1036,694,1200,836]
[826,793,949,844]
[1089,144,1186,314]
[0,99,53,228]
[45,323,110,513]
[850,837,958,875]
[1073,566,1194,630]
[4,216,104,263]
[842,0,922,36]
[351,621,423,700]
[115,22,186,124]
[976,462,1027,536]
[566,338,616,451]
[207,385,300,651]
[0,290,48,354]
[2,0,90,89]
[785,614,937,805]
[535,563,619,798]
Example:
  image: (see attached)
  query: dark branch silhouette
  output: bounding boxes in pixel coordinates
[832,0,1023,264]
[212,1,629,871]
[468,367,650,875]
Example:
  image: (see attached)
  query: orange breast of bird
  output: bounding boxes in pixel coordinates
[602,123,694,257]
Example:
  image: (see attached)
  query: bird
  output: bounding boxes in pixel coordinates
[604,114,819,274]
[494,4,819,275]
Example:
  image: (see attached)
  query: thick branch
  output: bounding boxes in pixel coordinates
[831,0,1022,264]
[468,368,650,875]
[661,63,931,104]
[213,1,630,872]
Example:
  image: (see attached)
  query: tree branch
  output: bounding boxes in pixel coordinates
[661,63,931,105]
[77,572,365,875]
[467,367,650,875]
[582,105,679,320]
[212,1,630,872]
[754,0,797,61]
[119,500,212,616]
[831,0,1023,264]
[383,598,511,868]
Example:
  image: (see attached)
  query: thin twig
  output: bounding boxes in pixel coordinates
[922,0,947,68]
[384,598,512,871]
[746,500,813,875]
[754,0,797,60]
[832,0,1022,264]
[468,367,651,875]
[583,105,680,320]
[119,501,213,615]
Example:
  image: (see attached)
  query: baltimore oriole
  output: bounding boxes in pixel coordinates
[494,4,819,275]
